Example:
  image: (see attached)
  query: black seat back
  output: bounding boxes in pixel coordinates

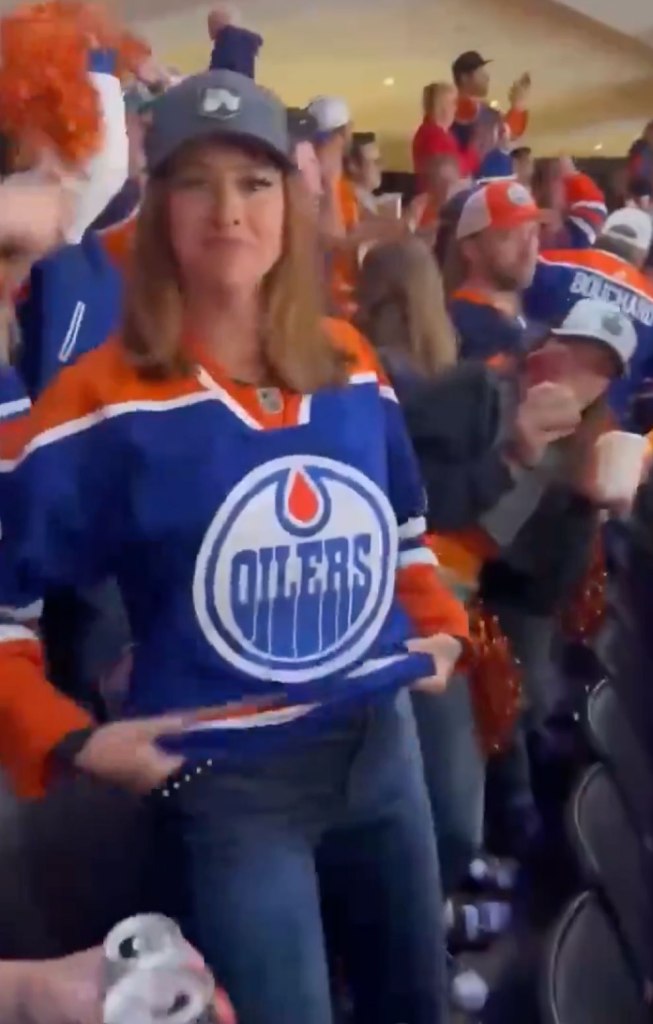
[568,763,653,984]
[586,680,653,844]
[541,891,648,1024]
[0,775,152,958]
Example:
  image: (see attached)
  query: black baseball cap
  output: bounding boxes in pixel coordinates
[145,70,293,174]
[452,51,492,80]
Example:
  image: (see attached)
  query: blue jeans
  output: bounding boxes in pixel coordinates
[412,676,485,894]
[150,692,447,1024]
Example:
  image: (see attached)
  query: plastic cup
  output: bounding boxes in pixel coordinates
[376,192,402,219]
[594,430,649,504]
[103,915,202,990]
[103,965,216,1024]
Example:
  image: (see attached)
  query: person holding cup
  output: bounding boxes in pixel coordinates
[479,297,637,852]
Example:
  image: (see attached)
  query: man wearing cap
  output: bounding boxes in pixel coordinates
[524,207,653,428]
[549,298,637,383]
[452,51,530,155]
[305,95,358,310]
[306,96,407,312]
[449,180,543,363]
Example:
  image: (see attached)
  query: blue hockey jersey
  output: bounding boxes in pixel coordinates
[14,50,128,399]
[0,322,454,792]
[524,248,653,425]
[18,233,123,398]
[0,366,30,424]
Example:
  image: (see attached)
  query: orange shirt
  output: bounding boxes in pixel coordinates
[330,176,360,315]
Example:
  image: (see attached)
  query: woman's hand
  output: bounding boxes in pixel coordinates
[408,634,463,693]
[74,714,192,795]
[511,381,581,468]
[13,948,103,1024]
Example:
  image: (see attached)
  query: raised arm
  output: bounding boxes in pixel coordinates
[63,49,128,244]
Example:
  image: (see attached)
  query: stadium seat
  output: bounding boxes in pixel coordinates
[585,679,653,845]
[567,763,653,986]
[540,890,649,1024]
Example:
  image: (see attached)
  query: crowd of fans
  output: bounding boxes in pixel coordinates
[0,2,652,1022]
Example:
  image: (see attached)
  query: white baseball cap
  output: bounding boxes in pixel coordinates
[456,180,544,240]
[552,298,637,373]
[601,207,653,254]
[307,95,351,135]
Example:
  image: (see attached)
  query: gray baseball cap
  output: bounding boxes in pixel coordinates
[145,70,293,174]
[552,298,637,374]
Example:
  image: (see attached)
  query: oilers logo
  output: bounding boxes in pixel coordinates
[193,455,397,683]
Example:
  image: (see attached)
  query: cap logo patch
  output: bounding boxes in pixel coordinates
[507,183,530,206]
[601,312,623,336]
[200,87,241,119]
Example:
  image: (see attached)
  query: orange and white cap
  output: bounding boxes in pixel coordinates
[456,181,543,240]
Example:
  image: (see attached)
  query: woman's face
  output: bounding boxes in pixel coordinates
[167,141,285,293]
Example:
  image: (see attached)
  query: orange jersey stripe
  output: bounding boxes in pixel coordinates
[0,319,386,461]
[0,640,92,798]
[97,213,137,268]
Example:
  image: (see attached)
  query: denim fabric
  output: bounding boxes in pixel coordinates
[150,691,448,1024]
[412,676,485,894]
[492,606,559,729]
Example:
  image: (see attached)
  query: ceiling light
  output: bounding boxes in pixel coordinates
[490,99,500,110]
[594,143,604,151]
[383,77,395,87]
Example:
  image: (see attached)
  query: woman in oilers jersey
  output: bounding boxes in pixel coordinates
[0,70,468,1024]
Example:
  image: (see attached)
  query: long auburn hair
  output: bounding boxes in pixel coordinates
[355,238,457,377]
[121,164,348,392]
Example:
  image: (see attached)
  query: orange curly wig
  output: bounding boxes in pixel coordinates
[0,2,150,168]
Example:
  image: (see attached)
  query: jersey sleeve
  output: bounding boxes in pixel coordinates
[209,25,263,78]
[380,376,469,640]
[97,213,137,268]
[0,367,30,424]
[2,50,128,249]
[564,172,607,247]
[504,107,528,141]
[63,50,129,245]
[523,255,563,324]
[0,361,127,796]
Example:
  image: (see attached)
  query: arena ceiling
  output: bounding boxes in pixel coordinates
[2,0,652,166]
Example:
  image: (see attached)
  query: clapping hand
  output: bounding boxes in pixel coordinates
[508,72,531,109]
[511,381,582,468]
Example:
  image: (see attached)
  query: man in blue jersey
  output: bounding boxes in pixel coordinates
[524,207,653,428]
[449,179,543,363]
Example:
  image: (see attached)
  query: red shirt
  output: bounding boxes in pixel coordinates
[412,120,477,179]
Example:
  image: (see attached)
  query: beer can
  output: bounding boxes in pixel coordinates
[103,914,191,989]
[104,964,217,1024]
